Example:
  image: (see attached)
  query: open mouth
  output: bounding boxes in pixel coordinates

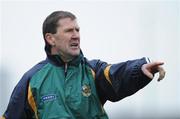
[70,43,79,48]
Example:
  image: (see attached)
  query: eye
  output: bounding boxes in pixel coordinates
[65,28,73,32]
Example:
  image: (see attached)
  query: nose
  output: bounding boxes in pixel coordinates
[72,29,80,38]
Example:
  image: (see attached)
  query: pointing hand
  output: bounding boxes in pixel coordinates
[141,61,165,81]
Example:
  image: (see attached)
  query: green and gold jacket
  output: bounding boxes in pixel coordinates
[2,51,151,119]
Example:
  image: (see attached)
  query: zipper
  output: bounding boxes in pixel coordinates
[64,62,68,77]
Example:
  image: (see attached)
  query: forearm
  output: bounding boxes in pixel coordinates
[93,58,152,103]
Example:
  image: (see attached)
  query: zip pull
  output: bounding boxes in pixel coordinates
[64,63,68,77]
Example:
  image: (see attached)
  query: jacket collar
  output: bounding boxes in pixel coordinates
[46,50,84,67]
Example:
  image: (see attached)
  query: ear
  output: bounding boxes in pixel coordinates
[45,33,56,46]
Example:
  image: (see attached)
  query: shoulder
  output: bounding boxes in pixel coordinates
[17,59,48,87]
[24,60,48,79]
[84,58,108,71]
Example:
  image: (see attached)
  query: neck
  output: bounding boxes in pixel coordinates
[61,56,73,63]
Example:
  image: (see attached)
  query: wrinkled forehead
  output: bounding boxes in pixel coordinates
[57,18,79,29]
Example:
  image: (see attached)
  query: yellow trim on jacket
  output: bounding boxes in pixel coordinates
[28,85,38,119]
[104,65,112,85]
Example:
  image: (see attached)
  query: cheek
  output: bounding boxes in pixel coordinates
[56,40,68,49]
[54,35,70,48]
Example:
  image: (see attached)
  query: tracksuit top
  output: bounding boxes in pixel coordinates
[2,51,151,119]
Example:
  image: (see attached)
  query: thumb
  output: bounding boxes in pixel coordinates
[157,66,166,81]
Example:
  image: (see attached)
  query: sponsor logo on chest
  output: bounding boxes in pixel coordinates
[41,94,57,102]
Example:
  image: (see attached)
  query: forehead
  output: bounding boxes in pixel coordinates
[57,18,79,29]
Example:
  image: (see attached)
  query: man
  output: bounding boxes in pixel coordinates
[1,11,165,119]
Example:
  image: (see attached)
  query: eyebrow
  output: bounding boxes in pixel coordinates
[64,27,80,32]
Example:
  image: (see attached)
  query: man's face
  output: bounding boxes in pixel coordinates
[52,18,80,61]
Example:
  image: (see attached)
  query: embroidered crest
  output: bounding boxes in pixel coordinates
[82,84,91,97]
[41,94,56,102]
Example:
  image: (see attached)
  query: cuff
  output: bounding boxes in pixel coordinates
[145,57,151,63]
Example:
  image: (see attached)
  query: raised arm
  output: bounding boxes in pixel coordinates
[88,57,165,105]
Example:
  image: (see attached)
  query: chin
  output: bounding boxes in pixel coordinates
[71,50,80,56]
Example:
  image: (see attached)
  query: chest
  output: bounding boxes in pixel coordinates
[30,64,105,118]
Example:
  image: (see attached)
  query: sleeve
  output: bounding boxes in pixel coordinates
[89,57,152,104]
[2,74,33,119]
[1,61,47,119]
